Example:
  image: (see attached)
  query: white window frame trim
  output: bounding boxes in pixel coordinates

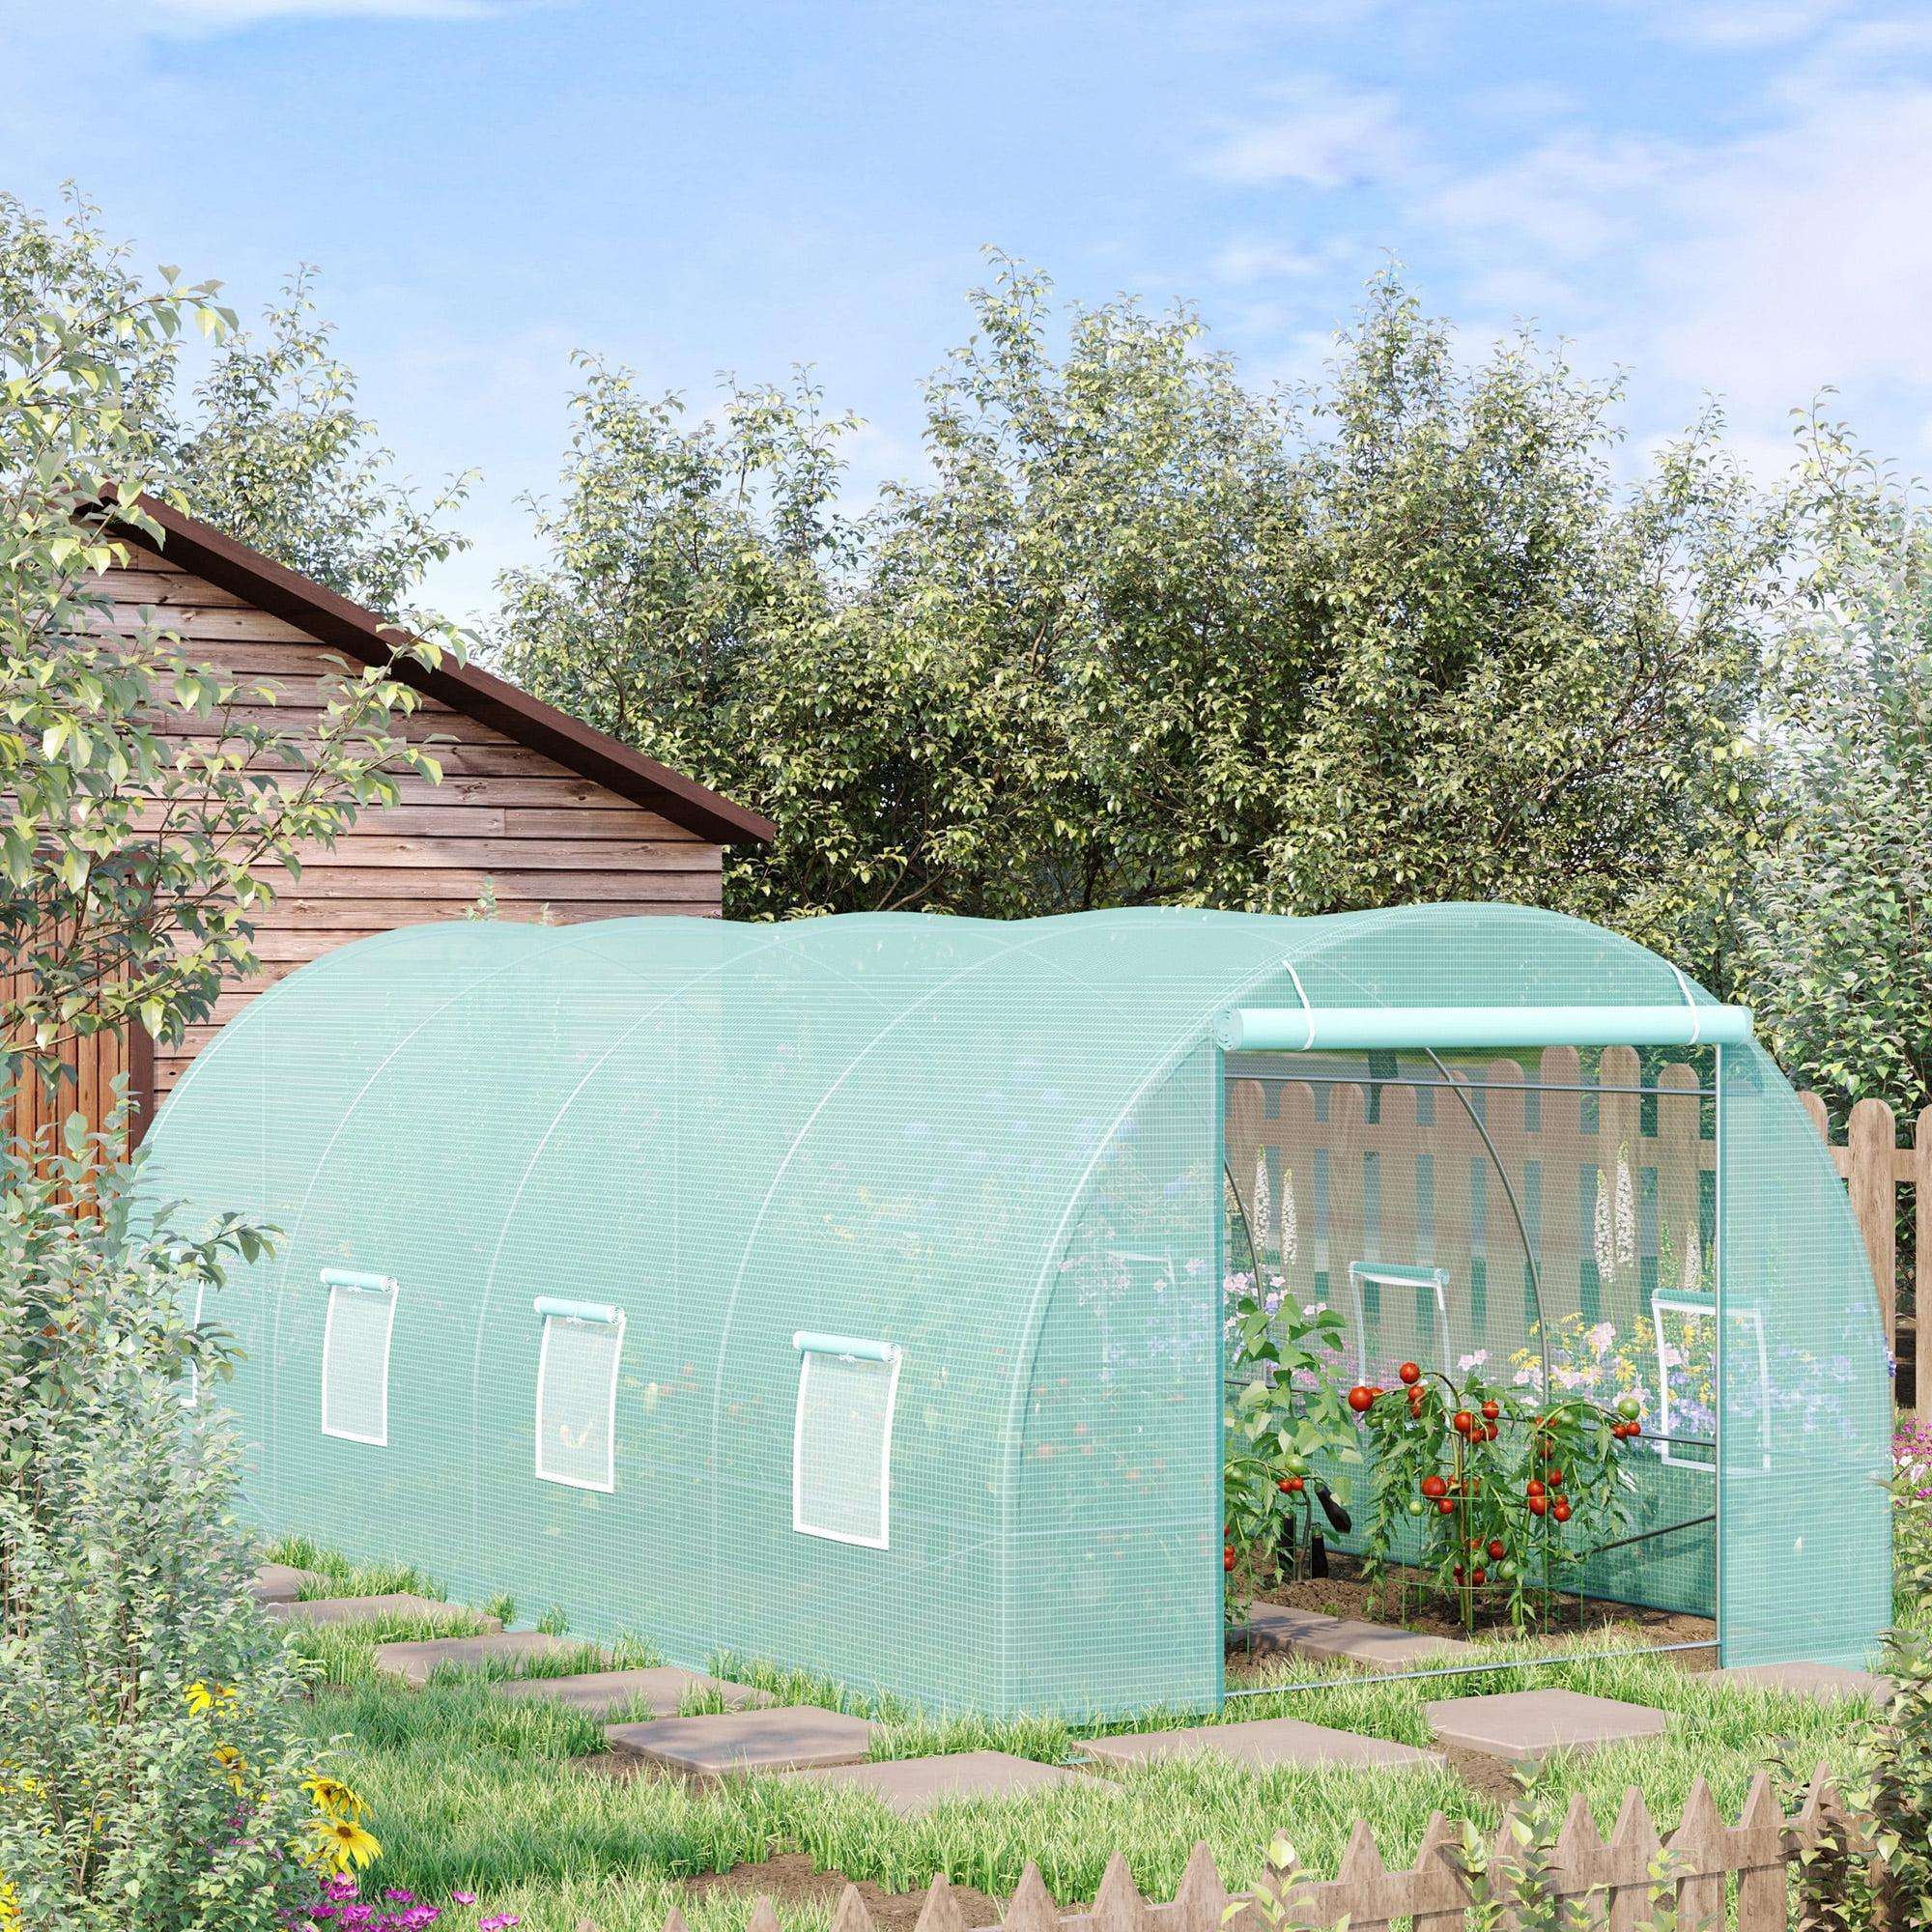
[791,1332,903,1550]
[319,1268,400,1448]
[182,1279,208,1409]
[532,1297,626,1494]
[1652,1290,1769,1476]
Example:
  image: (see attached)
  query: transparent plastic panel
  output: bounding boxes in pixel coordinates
[793,1349,898,1547]
[535,1314,624,1492]
[320,1281,395,1446]
[1719,1042,1891,1668]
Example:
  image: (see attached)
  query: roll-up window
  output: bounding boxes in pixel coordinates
[792,1332,901,1548]
[533,1297,625,1492]
[320,1268,400,1446]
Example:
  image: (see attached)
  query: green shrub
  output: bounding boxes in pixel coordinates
[0,1119,352,1927]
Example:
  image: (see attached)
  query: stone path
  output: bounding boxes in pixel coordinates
[497,1667,770,1719]
[1081,1713,1443,1772]
[777,1750,1088,1814]
[1712,1661,1892,1703]
[1239,1605,1476,1669]
[375,1631,591,1686]
[1426,1688,1666,1764]
[265,1592,497,1629]
[605,1706,878,1776]
[251,1564,318,1605]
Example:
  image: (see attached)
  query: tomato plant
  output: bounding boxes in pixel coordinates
[1349,1364,1642,1634]
[1222,1281,1362,1625]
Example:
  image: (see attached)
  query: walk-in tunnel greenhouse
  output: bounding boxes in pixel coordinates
[143,906,1892,1718]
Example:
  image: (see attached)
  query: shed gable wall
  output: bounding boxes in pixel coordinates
[91,549,724,1111]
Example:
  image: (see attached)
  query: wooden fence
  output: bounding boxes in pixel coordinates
[664,1770,1860,1932]
[1,1011,151,1156]
[1797,1092,1927,1414]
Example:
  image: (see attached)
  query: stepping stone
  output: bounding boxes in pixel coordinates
[374,1631,590,1686]
[1081,1715,1442,1772]
[1241,1604,1476,1668]
[495,1667,770,1719]
[777,1749,1087,1815]
[605,1706,877,1776]
[264,1592,499,1631]
[1713,1661,1893,1704]
[1426,1688,1665,1764]
[251,1564,319,1605]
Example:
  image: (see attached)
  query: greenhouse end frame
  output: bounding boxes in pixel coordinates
[143,904,1892,1719]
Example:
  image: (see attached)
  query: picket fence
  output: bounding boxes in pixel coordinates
[1796,1093,1928,1415]
[647,1769,1861,1932]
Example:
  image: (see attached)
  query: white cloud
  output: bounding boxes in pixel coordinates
[1196,77,1411,187]
[1420,134,1674,263]
[1210,237,1354,283]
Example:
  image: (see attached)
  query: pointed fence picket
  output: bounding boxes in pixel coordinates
[638,1766,1868,1932]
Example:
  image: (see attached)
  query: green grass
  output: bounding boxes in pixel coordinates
[276,1546,1883,1932]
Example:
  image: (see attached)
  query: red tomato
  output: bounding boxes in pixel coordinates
[1224,1550,1236,1571]
[1285,1475,1305,1492]
[1470,1568,1487,1585]
[1453,1410,1474,1435]
[1348,1386,1376,1412]
[1399,1362,1422,1384]
[1526,1479,1546,1497]
[1453,1565,1464,1581]
[1625,1421,1642,1438]
[1481,1401,1499,1421]
[1421,1475,1448,1499]
[1488,1539,1505,1559]
[1437,1498,1456,1515]
[1529,1495,1548,1517]
[1547,1468,1565,1487]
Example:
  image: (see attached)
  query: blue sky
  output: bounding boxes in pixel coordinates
[6,0,1931,619]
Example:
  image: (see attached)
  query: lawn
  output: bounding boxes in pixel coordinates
[274,1537,1891,1932]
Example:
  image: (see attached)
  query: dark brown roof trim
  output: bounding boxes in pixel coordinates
[101,489,774,847]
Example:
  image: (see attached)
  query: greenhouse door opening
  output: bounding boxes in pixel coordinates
[1222,1042,1721,1674]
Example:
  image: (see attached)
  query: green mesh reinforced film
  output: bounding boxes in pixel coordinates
[141,905,1893,1715]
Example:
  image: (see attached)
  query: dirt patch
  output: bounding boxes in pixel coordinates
[1232,1549,1716,1653]
[682,1855,1020,1930]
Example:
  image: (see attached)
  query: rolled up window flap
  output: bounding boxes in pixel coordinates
[532,1295,621,1325]
[792,1331,896,1362]
[320,1267,396,1293]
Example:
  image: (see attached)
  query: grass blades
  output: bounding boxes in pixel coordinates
[281,1543,1882,1932]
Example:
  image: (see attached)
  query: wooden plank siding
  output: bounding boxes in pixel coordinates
[13,543,729,1130]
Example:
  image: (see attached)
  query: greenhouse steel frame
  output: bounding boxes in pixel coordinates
[143,905,1893,1719]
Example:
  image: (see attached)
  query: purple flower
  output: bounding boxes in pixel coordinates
[384,1895,415,1906]
[478,1918,521,1930]
[451,1897,476,1908]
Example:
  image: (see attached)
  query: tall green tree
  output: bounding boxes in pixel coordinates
[1737,407,1932,1116]
[495,259,1777,955]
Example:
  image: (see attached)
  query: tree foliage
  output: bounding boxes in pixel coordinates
[1738,408,1932,1116]
[496,259,1777,959]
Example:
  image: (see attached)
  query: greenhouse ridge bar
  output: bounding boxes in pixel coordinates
[142,904,1891,1718]
[1217,1003,1756,1052]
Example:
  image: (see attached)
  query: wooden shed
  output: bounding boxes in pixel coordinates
[17,497,771,1144]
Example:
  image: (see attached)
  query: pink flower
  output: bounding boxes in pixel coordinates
[478,1918,521,1930]
[451,1897,476,1908]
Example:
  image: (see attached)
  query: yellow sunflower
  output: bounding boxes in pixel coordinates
[300,1775,368,1820]
[305,1815,382,1872]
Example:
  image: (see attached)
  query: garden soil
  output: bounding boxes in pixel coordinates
[1236,1550,1717,1655]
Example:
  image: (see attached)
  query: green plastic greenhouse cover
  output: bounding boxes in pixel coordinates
[142,903,1891,1719]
